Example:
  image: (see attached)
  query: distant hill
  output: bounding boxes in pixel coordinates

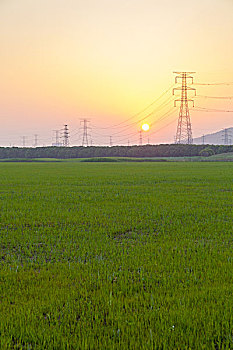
[194,127,233,145]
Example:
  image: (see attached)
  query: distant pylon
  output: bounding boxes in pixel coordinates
[52,130,62,146]
[110,136,113,147]
[55,130,60,145]
[222,128,231,145]
[202,134,205,145]
[139,130,142,145]
[21,136,26,147]
[63,124,69,147]
[173,72,196,144]
[34,134,38,147]
[80,119,91,147]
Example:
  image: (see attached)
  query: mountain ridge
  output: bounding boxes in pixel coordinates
[193,127,233,145]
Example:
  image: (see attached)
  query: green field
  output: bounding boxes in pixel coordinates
[0,162,232,349]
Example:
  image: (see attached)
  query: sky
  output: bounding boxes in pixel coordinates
[0,0,233,146]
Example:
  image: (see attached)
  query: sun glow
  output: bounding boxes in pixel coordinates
[142,123,150,131]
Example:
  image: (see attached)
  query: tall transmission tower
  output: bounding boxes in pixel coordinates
[222,128,232,145]
[34,134,38,147]
[63,124,69,147]
[173,72,196,144]
[202,134,205,145]
[21,136,26,147]
[80,119,91,147]
[52,130,62,146]
[139,130,142,145]
[110,136,113,147]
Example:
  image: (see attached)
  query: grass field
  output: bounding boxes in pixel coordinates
[0,162,232,349]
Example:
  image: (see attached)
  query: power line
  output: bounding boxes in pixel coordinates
[114,110,177,145]
[194,82,233,86]
[193,107,233,112]
[147,117,177,138]
[69,130,82,139]
[109,97,175,137]
[150,107,177,127]
[107,106,175,142]
[197,95,233,99]
[92,83,175,130]
[108,107,178,145]
[114,115,177,145]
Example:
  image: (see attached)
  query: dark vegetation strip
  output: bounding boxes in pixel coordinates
[0,144,232,159]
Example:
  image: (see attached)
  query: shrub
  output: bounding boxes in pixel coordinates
[199,147,215,157]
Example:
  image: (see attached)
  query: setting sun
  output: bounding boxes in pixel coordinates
[142,123,150,131]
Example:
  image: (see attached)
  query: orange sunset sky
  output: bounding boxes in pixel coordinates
[0,0,233,146]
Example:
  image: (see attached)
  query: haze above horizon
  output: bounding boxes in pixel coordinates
[0,0,233,146]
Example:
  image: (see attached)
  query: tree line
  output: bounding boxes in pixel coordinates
[0,144,232,159]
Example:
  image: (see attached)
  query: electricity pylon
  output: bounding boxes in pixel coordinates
[21,136,26,147]
[34,134,38,147]
[80,119,91,146]
[173,72,196,144]
[63,124,69,147]
[139,130,142,145]
[53,130,60,145]
[202,134,205,145]
[222,128,232,145]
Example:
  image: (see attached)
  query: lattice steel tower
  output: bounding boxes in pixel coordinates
[173,72,196,144]
[34,134,38,147]
[139,130,142,145]
[80,119,91,146]
[63,124,69,147]
[109,136,113,147]
[222,128,232,145]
